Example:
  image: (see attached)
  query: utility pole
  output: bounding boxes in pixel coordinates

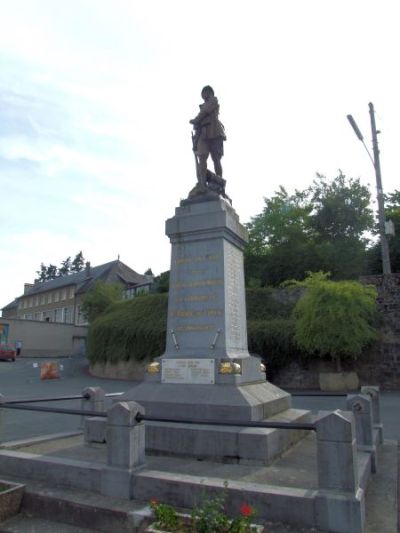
[347,104,391,275]
[368,102,391,274]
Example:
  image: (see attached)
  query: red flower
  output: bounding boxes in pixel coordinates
[240,503,253,517]
[150,498,158,506]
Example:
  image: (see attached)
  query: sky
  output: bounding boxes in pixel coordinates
[1,0,399,310]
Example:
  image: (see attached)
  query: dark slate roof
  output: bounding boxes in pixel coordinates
[1,299,18,311]
[12,260,151,300]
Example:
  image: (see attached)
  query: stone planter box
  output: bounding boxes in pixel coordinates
[319,371,359,391]
[145,518,264,532]
[0,479,25,522]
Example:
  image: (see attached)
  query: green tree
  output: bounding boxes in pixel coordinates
[245,173,374,285]
[310,172,374,240]
[289,272,378,371]
[35,263,47,283]
[59,256,72,276]
[245,187,317,286]
[81,281,123,323]
[45,264,59,280]
[154,271,170,293]
[365,189,400,274]
[71,251,85,273]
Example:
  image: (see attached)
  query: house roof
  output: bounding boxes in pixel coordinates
[1,299,18,311]
[1,260,151,310]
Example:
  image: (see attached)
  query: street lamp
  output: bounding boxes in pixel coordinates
[347,103,391,274]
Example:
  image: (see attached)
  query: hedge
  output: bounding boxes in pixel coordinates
[87,289,298,369]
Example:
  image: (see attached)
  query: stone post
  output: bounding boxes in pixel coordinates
[315,410,365,533]
[361,385,383,444]
[81,386,105,413]
[347,394,377,472]
[101,401,145,499]
[80,386,105,429]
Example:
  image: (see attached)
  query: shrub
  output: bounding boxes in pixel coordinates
[87,289,299,370]
[81,281,123,322]
[87,293,168,365]
[290,272,378,370]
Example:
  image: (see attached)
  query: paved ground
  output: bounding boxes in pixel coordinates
[0,356,398,532]
[1,356,399,442]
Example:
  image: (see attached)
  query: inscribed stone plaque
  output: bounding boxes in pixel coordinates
[162,358,215,384]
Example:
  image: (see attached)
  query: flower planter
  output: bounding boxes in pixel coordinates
[0,480,25,522]
[145,518,264,532]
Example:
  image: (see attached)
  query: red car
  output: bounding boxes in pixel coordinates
[0,344,16,362]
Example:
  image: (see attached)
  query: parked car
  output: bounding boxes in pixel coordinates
[0,344,16,362]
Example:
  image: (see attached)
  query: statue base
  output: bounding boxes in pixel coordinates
[123,197,309,464]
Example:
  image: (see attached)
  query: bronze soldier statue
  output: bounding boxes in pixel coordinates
[190,86,226,189]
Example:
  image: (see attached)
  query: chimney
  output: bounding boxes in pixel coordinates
[85,261,91,278]
[24,283,34,294]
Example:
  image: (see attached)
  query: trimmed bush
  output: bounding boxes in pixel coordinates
[248,318,299,376]
[87,294,168,365]
[87,289,299,370]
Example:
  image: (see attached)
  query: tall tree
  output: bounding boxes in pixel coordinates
[35,263,47,283]
[365,189,400,274]
[71,251,85,273]
[245,173,375,286]
[59,256,72,276]
[309,172,374,240]
[81,281,122,322]
[45,264,58,280]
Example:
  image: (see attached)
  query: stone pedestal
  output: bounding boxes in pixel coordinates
[124,198,307,463]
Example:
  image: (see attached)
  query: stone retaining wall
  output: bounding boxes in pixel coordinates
[273,274,400,390]
[89,359,150,381]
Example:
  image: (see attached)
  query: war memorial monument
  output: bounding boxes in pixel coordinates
[0,86,388,533]
[123,85,308,463]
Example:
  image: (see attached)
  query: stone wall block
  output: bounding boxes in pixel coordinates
[316,489,365,533]
[316,411,358,493]
[315,409,354,442]
[346,394,374,446]
[106,401,145,469]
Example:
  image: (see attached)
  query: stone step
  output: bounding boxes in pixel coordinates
[0,514,98,532]
[0,478,152,533]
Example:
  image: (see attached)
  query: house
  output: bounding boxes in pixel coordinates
[2,260,153,326]
[0,260,153,356]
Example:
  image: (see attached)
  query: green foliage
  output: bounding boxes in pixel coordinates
[35,251,87,282]
[150,500,181,531]
[247,318,299,377]
[71,251,85,272]
[365,189,400,274]
[310,172,374,240]
[246,186,313,254]
[149,487,258,532]
[87,293,168,364]
[81,281,123,323]
[87,289,298,373]
[245,173,374,285]
[289,272,378,368]
[154,270,170,293]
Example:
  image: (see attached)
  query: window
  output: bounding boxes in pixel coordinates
[54,291,59,303]
[34,296,39,306]
[41,294,45,304]
[23,300,27,309]
[28,298,33,308]
[61,289,67,301]
[47,293,52,303]
[69,287,74,299]
[76,305,88,325]
[63,307,72,324]
[54,308,63,322]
